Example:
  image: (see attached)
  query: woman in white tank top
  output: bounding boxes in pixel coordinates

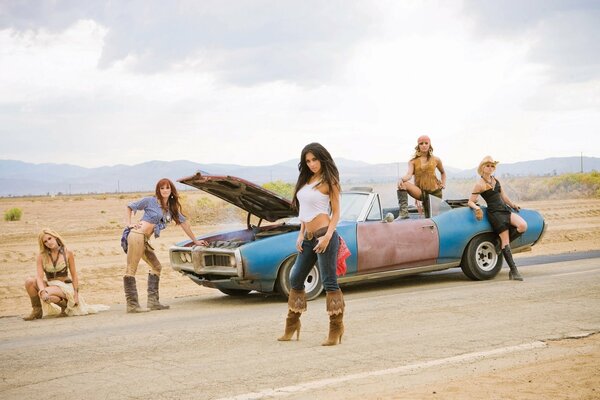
[277,142,345,346]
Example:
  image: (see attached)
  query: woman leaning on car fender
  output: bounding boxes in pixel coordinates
[467,156,528,281]
[123,178,207,313]
[277,142,345,346]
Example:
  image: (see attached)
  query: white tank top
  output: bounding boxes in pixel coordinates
[297,181,330,222]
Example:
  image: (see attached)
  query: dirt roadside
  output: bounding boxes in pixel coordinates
[1,195,599,399]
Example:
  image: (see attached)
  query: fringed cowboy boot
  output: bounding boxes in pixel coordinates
[322,289,345,346]
[397,189,409,219]
[147,273,170,310]
[23,295,43,321]
[124,276,149,313]
[278,288,306,341]
[502,245,523,281]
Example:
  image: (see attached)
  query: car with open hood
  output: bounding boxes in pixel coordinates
[169,173,546,300]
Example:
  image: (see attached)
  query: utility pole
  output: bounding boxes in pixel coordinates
[580,152,584,173]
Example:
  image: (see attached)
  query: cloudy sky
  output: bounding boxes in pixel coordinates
[1,0,599,171]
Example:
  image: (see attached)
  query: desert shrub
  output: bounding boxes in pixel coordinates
[4,208,23,221]
[183,196,245,225]
[262,180,294,200]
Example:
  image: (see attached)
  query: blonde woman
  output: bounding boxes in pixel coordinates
[23,228,109,320]
[467,156,528,281]
[397,135,446,218]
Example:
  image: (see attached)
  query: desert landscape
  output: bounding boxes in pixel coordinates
[1,191,599,399]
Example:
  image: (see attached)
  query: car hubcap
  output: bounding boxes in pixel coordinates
[303,265,320,294]
[476,241,498,272]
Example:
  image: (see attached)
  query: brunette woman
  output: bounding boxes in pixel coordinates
[278,142,344,346]
[124,178,207,313]
[467,156,527,281]
[23,228,109,320]
[397,135,446,218]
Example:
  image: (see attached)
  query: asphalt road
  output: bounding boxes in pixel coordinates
[1,253,599,400]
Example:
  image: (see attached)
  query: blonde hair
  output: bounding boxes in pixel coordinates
[37,228,67,266]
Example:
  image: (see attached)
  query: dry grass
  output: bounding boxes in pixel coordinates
[1,192,599,318]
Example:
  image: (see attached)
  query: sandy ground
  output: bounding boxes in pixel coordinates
[1,194,599,399]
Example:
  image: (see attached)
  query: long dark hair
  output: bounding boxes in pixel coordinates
[292,142,340,212]
[155,178,184,225]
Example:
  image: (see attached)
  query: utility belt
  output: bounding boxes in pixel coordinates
[304,227,328,240]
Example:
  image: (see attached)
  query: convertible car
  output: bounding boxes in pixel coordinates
[169,173,546,300]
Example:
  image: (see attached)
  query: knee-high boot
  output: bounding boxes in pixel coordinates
[147,273,170,310]
[23,295,43,321]
[397,189,409,219]
[322,289,345,346]
[509,226,523,243]
[124,276,149,313]
[278,288,306,341]
[502,245,523,281]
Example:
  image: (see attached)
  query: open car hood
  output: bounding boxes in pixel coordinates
[178,173,296,222]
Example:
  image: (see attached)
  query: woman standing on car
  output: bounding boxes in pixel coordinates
[277,142,344,346]
[123,178,207,313]
[23,228,109,320]
[467,156,528,281]
[397,135,446,218]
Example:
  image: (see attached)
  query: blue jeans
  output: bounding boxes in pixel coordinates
[290,230,340,292]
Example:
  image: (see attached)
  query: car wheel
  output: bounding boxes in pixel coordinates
[460,233,503,280]
[276,255,323,301]
[217,288,252,296]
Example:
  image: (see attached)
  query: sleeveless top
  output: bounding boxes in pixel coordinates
[478,179,510,213]
[296,181,330,223]
[43,247,69,280]
[414,157,440,192]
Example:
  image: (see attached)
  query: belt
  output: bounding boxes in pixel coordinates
[304,227,328,240]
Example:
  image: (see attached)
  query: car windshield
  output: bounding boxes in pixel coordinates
[340,192,370,221]
[428,195,453,217]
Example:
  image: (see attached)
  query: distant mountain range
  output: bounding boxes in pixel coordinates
[1,156,598,197]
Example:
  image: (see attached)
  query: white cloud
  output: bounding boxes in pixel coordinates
[0,1,598,173]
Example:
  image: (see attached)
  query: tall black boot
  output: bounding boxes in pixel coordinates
[502,245,523,281]
[509,226,523,243]
[147,273,170,310]
[396,189,409,219]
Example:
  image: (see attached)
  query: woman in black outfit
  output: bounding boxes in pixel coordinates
[468,156,528,281]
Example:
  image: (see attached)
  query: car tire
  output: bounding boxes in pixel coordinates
[460,233,503,280]
[275,255,323,301]
[217,288,252,296]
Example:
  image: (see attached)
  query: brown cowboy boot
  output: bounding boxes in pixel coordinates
[278,288,307,341]
[56,299,68,317]
[124,276,149,313]
[147,273,170,310]
[23,295,43,321]
[397,189,409,219]
[322,289,345,346]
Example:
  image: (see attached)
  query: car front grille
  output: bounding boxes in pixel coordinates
[204,254,231,267]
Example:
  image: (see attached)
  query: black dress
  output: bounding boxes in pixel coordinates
[479,178,512,234]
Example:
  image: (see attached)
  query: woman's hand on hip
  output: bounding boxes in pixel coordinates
[313,235,330,253]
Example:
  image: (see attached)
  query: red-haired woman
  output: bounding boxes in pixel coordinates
[124,178,207,313]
